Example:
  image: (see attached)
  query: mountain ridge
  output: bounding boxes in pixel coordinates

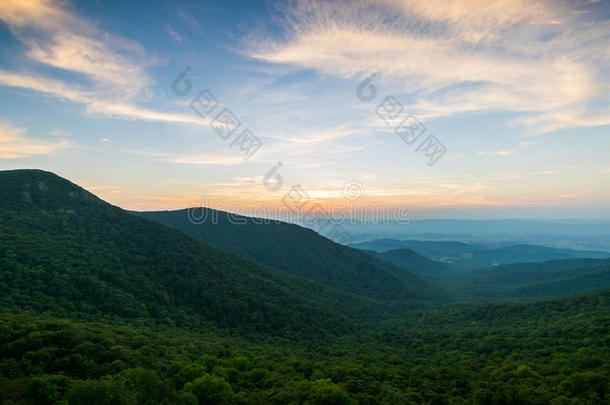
[0,169,420,337]
[135,208,437,301]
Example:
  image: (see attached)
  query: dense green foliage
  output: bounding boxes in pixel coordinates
[135,210,434,300]
[454,259,610,300]
[372,248,453,279]
[1,290,608,404]
[372,247,610,300]
[1,170,609,404]
[0,170,390,336]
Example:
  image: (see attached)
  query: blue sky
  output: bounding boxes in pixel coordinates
[0,0,609,219]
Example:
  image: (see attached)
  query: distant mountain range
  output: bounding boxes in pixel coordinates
[334,219,610,252]
[356,245,609,299]
[350,238,610,268]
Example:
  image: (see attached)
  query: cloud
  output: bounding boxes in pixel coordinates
[166,26,182,42]
[169,152,246,165]
[0,69,92,103]
[25,32,151,99]
[132,149,248,166]
[0,0,79,31]
[514,105,610,134]
[0,120,71,158]
[177,9,200,29]
[477,137,541,157]
[260,126,359,144]
[85,100,205,124]
[0,0,203,126]
[247,0,610,134]
[477,149,515,156]
[0,70,205,125]
[530,170,558,175]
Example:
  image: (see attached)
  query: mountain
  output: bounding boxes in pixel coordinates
[135,209,435,301]
[457,244,610,268]
[371,248,454,279]
[1,170,609,404]
[0,169,409,336]
[350,239,479,256]
[350,238,609,268]
[459,258,610,299]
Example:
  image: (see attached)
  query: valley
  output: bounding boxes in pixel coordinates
[0,170,608,404]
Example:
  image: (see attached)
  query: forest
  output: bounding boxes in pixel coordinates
[0,170,608,404]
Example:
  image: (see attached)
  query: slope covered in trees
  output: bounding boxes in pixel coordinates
[458,259,610,299]
[0,289,608,404]
[136,209,434,301]
[372,248,453,279]
[1,169,609,404]
[0,169,405,336]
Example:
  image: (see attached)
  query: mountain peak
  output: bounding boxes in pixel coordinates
[0,169,103,211]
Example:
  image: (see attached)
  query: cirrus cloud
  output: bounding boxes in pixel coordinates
[0,0,203,126]
[247,0,610,134]
[0,120,71,159]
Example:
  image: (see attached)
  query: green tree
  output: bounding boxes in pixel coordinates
[64,377,136,405]
[308,379,354,405]
[183,374,234,405]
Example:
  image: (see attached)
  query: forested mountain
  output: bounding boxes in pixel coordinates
[370,248,453,279]
[458,258,610,299]
[135,209,433,301]
[369,248,610,299]
[350,238,609,268]
[1,169,609,404]
[456,244,610,268]
[0,169,407,336]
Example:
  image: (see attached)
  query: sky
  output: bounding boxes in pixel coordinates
[0,0,609,219]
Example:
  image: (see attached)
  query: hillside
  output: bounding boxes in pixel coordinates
[0,170,608,404]
[459,258,610,299]
[350,238,609,268]
[372,248,454,279]
[135,209,434,301]
[0,169,403,336]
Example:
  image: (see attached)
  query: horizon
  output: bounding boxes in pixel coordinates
[1,0,610,219]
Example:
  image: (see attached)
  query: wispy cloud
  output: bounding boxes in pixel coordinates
[177,9,200,29]
[477,137,541,156]
[169,151,247,166]
[123,148,249,166]
[247,0,610,134]
[477,149,515,156]
[0,0,203,126]
[166,26,182,42]
[0,120,71,159]
[0,70,205,125]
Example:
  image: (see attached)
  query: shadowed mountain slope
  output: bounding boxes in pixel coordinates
[0,169,420,336]
[136,209,437,301]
